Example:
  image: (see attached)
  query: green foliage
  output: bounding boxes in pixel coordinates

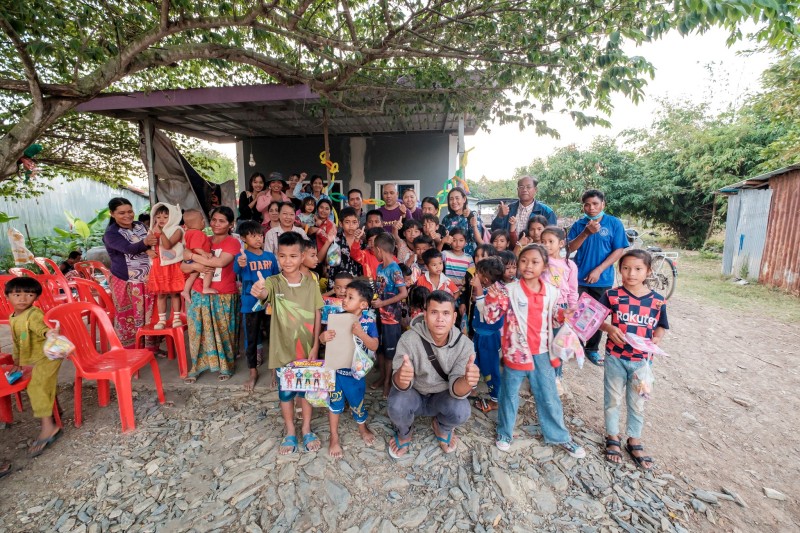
[31,208,111,258]
[187,148,236,185]
[0,211,17,223]
[466,176,517,201]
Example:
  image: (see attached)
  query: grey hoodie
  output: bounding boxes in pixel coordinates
[392,314,475,399]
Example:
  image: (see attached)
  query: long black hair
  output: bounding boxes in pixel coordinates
[107,197,133,227]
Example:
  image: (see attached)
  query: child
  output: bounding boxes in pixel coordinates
[514,215,549,252]
[407,285,430,320]
[327,207,364,288]
[319,280,379,458]
[540,226,579,395]
[441,228,474,290]
[485,244,585,458]
[599,250,669,470]
[250,231,324,454]
[324,271,353,299]
[181,209,215,303]
[470,257,506,412]
[401,188,423,220]
[350,227,387,280]
[300,239,323,290]
[498,250,518,283]
[392,218,422,266]
[147,203,185,329]
[461,243,497,337]
[416,249,458,295]
[6,277,61,456]
[422,213,444,248]
[297,197,317,230]
[234,221,280,392]
[365,209,384,230]
[372,232,408,397]
[490,230,511,252]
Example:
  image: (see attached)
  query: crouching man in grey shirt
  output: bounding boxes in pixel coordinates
[387,290,480,458]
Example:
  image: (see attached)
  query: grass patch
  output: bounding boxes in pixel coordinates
[678,251,800,324]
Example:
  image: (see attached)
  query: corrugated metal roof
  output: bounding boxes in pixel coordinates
[759,169,800,295]
[718,163,800,193]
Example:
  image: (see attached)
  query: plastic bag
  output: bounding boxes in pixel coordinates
[327,241,341,267]
[351,343,374,380]
[550,323,585,369]
[43,322,75,361]
[632,361,655,400]
[305,390,330,408]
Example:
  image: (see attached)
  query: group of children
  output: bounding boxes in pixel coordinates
[3,196,668,471]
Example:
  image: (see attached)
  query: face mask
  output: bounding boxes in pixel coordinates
[584,210,604,221]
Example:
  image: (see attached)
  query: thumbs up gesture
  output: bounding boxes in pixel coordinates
[498,201,509,217]
[250,271,266,299]
[237,244,247,267]
[464,354,480,388]
[395,354,415,390]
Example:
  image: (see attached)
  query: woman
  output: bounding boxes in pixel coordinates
[256,172,290,226]
[264,201,281,232]
[238,172,266,224]
[309,199,336,251]
[292,174,331,205]
[441,187,485,256]
[264,202,309,254]
[181,207,241,383]
[103,197,157,348]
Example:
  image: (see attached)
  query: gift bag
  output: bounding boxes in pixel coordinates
[351,342,374,380]
[327,241,341,267]
[43,322,75,361]
[7,227,34,266]
[305,390,331,408]
[567,292,610,343]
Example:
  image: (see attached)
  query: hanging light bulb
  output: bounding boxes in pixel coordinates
[248,152,256,167]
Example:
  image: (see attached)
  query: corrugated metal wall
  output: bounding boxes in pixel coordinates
[722,189,772,279]
[0,177,149,253]
[721,194,740,275]
[760,171,800,295]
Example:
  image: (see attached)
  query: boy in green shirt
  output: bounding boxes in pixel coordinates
[251,231,324,454]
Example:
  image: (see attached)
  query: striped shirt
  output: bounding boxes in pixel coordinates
[442,251,474,287]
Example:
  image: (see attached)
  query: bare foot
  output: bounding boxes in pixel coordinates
[244,369,258,392]
[181,291,192,304]
[382,385,390,399]
[388,432,412,458]
[368,380,380,390]
[202,288,219,295]
[358,423,376,446]
[328,436,343,459]
[432,418,458,454]
[279,435,298,455]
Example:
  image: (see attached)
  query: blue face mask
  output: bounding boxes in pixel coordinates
[584,210,605,221]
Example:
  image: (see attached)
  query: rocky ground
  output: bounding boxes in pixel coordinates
[1,381,719,533]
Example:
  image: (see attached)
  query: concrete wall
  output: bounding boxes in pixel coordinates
[241,133,457,202]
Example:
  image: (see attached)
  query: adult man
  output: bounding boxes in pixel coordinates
[387,291,479,458]
[59,251,82,276]
[347,188,367,226]
[378,183,404,229]
[567,189,629,366]
[490,175,557,234]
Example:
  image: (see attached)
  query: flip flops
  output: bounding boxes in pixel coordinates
[29,429,62,458]
[475,398,498,413]
[302,432,320,452]
[432,419,458,454]
[388,432,411,460]
[279,435,298,455]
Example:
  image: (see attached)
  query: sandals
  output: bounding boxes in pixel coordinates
[153,321,167,330]
[388,432,412,460]
[218,374,231,382]
[626,440,655,470]
[29,429,62,458]
[0,462,11,478]
[279,435,298,455]
[302,432,321,452]
[605,437,623,464]
[475,398,498,413]
[432,418,458,454]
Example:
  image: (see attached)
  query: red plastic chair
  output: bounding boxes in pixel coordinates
[9,267,37,277]
[0,354,23,413]
[73,261,112,290]
[0,364,61,427]
[0,275,14,326]
[45,302,166,433]
[135,300,188,379]
[71,278,116,351]
[36,274,74,312]
[33,257,62,277]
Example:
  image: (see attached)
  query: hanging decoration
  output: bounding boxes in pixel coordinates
[320,150,386,209]
[433,147,473,214]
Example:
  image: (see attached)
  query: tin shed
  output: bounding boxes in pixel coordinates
[719,165,800,295]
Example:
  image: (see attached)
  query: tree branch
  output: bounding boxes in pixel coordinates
[160,0,171,30]
[0,18,43,111]
[0,79,82,97]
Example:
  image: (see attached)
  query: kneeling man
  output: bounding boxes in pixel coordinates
[387,290,479,458]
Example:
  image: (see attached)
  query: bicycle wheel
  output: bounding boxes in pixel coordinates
[646,257,677,299]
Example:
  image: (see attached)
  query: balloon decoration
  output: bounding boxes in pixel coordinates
[433,147,474,214]
[319,150,385,212]
[17,144,43,182]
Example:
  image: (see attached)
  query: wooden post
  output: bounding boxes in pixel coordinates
[323,108,331,184]
[142,119,157,206]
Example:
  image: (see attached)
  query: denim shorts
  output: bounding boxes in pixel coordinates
[277,376,306,403]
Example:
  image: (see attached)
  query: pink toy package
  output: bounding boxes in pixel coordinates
[567,292,611,343]
[624,333,669,357]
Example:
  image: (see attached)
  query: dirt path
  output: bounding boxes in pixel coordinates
[565,276,800,530]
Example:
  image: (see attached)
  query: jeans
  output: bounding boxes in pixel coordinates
[474,329,501,401]
[497,353,571,445]
[604,355,647,438]
[578,285,611,352]
[387,387,471,439]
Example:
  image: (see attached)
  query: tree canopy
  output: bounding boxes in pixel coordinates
[1,0,798,191]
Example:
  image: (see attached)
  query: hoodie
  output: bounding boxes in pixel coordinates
[391,314,475,398]
[151,202,184,266]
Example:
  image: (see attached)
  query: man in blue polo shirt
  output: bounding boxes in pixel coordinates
[567,189,628,366]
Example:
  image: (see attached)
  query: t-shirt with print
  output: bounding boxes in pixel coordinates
[192,236,240,294]
[379,205,404,229]
[567,214,628,288]
[599,287,669,362]
[263,273,324,368]
[442,250,474,287]
[336,311,378,377]
[376,261,405,325]
[234,249,279,313]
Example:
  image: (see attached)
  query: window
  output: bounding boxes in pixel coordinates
[374,180,421,202]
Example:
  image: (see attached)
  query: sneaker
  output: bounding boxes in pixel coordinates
[555,377,565,396]
[153,321,166,330]
[495,438,511,452]
[559,440,586,459]
[171,317,184,328]
[585,351,604,366]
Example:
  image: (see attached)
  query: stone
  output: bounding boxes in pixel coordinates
[304,457,327,479]
[382,478,410,492]
[763,488,788,501]
[532,488,559,515]
[377,518,399,533]
[489,467,519,502]
[692,490,719,504]
[530,446,554,461]
[325,480,351,514]
[449,487,465,501]
[544,466,569,492]
[691,499,707,513]
[219,470,266,501]
[721,487,748,508]
[394,506,427,529]
[565,496,605,519]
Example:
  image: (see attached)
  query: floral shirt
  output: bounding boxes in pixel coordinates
[441,213,485,257]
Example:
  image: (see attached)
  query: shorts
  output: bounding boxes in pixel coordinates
[277,374,306,403]
[328,372,368,423]
[380,323,402,360]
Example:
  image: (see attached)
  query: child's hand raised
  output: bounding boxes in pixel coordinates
[250,271,266,299]
[354,227,365,240]
[320,330,336,343]
[393,219,403,232]
[508,216,517,229]
[237,253,247,268]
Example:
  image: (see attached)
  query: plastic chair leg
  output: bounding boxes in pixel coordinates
[172,333,188,379]
[74,377,83,428]
[165,335,175,360]
[114,378,136,433]
[97,379,110,407]
[149,356,166,404]
[14,391,23,412]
